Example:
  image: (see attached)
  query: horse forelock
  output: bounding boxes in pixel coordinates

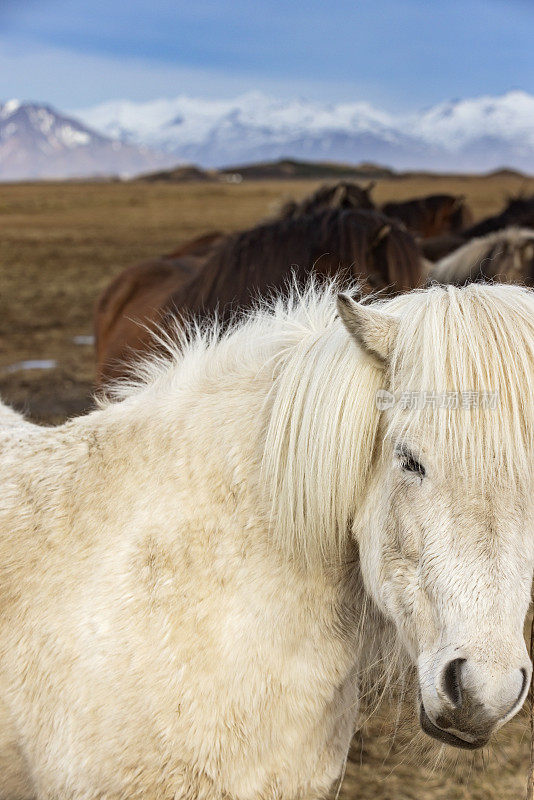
[385,282,534,486]
[257,281,534,569]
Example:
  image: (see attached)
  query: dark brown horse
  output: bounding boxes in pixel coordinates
[420,194,534,261]
[420,232,467,262]
[462,194,534,238]
[95,209,425,386]
[279,181,375,219]
[381,194,473,238]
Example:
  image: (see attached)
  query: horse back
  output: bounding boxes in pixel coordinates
[94,257,199,386]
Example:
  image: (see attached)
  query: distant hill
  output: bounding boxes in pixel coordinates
[135,158,397,182]
[218,158,397,180]
[484,168,528,180]
[135,158,530,184]
[138,165,217,182]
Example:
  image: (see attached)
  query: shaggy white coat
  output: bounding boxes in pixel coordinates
[1,282,534,799]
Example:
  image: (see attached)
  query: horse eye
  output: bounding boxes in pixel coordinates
[401,456,425,477]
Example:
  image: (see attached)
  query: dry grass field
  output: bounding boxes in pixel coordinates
[1,172,534,798]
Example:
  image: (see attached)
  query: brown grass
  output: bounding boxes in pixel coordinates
[1,174,533,797]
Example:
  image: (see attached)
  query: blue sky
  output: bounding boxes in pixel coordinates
[1,0,533,110]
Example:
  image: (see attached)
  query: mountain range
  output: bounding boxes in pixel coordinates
[1,90,534,180]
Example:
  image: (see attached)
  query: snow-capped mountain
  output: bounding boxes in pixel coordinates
[2,91,534,180]
[74,91,439,170]
[0,100,173,180]
[413,92,534,151]
[74,90,534,173]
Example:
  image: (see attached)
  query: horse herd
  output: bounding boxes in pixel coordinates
[3,183,534,800]
[94,182,534,387]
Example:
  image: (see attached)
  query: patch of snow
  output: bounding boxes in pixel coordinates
[1,99,21,118]
[408,90,534,150]
[29,107,55,134]
[3,359,57,374]
[73,335,95,346]
[1,122,17,140]
[59,125,91,147]
[75,92,398,152]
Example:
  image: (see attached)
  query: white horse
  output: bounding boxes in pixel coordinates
[1,281,534,800]
[430,226,534,286]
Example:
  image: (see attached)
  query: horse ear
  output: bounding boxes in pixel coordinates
[365,181,376,193]
[331,184,348,206]
[371,223,391,249]
[337,294,399,365]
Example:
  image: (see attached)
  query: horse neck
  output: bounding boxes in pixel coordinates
[85,321,291,539]
[93,301,383,576]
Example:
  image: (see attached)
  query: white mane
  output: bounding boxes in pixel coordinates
[430,226,534,284]
[102,280,534,567]
[261,288,385,566]
[101,282,385,567]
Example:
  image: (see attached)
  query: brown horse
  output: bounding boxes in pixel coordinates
[278,181,375,219]
[462,194,534,238]
[95,209,425,386]
[420,232,467,262]
[381,194,473,238]
[421,195,534,262]
[95,231,224,386]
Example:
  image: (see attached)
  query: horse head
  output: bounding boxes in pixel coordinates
[338,284,534,749]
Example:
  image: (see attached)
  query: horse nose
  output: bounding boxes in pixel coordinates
[420,658,530,749]
[440,657,465,707]
[438,657,529,719]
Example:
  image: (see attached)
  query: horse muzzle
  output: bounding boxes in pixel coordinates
[418,653,531,750]
[419,702,489,749]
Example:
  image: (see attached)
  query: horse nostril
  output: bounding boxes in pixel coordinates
[441,658,466,708]
[517,668,529,707]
